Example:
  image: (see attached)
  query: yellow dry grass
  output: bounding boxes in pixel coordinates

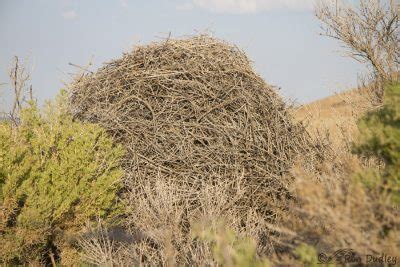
[273,88,400,265]
[293,88,373,147]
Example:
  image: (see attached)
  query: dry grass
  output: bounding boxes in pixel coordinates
[76,80,400,266]
[70,35,320,265]
[79,175,276,266]
[72,36,399,266]
[294,87,373,145]
[272,86,400,264]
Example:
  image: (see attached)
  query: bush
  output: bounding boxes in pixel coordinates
[294,244,319,267]
[354,82,400,205]
[0,91,125,265]
[275,82,400,265]
[193,220,270,267]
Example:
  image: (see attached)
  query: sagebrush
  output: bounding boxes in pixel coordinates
[0,91,125,265]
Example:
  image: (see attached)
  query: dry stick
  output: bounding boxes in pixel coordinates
[11,56,20,124]
[29,85,33,102]
[68,62,94,74]
[49,252,57,267]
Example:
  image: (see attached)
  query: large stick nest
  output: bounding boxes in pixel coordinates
[70,35,312,211]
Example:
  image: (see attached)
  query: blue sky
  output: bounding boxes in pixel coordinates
[0,0,364,111]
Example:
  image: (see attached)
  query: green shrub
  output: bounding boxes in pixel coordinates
[0,91,125,265]
[194,220,270,267]
[353,82,400,205]
[294,244,320,267]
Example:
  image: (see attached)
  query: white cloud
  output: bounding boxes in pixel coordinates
[120,0,128,8]
[185,0,316,13]
[62,10,77,19]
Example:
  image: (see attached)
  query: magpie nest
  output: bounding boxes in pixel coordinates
[69,35,314,213]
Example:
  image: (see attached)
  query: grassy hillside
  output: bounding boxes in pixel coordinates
[293,88,374,146]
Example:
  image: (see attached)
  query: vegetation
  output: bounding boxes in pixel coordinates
[0,92,125,265]
[294,244,319,267]
[316,0,399,99]
[280,82,400,265]
[77,82,400,266]
[0,0,399,263]
[354,82,400,204]
[194,220,271,267]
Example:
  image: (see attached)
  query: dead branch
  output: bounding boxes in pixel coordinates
[316,0,399,89]
[9,56,31,125]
